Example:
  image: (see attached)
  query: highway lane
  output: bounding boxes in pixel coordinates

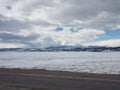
[0,73,120,90]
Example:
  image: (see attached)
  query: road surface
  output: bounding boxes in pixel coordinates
[0,73,120,90]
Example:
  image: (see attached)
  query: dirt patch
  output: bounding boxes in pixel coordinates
[0,68,120,80]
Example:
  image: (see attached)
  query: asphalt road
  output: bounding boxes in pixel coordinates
[0,73,120,90]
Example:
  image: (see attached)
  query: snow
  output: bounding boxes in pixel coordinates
[0,52,120,74]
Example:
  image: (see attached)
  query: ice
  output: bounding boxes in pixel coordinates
[0,52,120,74]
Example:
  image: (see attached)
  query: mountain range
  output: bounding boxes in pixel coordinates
[0,46,120,52]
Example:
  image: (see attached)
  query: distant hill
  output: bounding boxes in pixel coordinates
[0,46,120,52]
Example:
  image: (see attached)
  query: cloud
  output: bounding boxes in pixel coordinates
[53,0,119,29]
[0,32,40,47]
[0,43,26,48]
[0,0,120,48]
[1,0,120,29]
[85,39,120,47]
[0,18,31,32]
[32,26,105,46]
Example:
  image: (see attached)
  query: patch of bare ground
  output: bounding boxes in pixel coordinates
[0,68,120,80]
[0,85,73,90]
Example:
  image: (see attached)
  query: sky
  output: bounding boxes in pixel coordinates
[0,0,120,48]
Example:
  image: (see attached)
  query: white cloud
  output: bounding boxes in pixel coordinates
[0,0,120,48]
[0,43,26,48]
[0,0,120,29]
[85,39,120,47]
[27,26,105,47]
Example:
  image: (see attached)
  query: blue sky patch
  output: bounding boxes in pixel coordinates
[96,29,120,41]
[70,27,83,32]
[55,27,63,32]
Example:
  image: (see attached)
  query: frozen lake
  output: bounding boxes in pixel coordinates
[0,52,120,74]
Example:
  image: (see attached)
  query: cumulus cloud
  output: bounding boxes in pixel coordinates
[0,0,120,48]
[30,26,105,46]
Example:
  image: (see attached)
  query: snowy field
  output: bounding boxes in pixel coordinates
[0,52,120,74]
